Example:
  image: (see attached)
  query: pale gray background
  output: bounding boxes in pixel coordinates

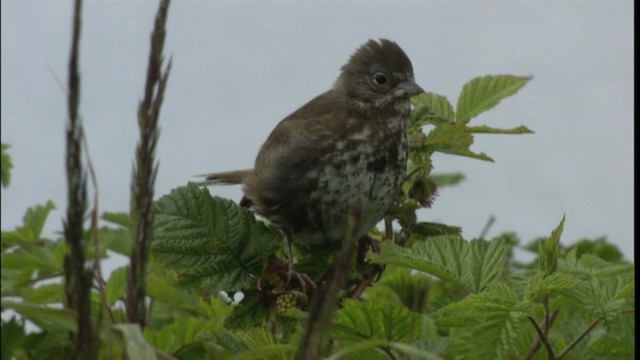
[1,0,634,265]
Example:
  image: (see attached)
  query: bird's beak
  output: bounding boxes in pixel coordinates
[393,80,424,99]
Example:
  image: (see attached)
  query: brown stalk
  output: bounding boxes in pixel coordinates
[63,0,96,357]
[125,0,172,328]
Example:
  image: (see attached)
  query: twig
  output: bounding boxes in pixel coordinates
[384,215,393,241]
[81,127,115,325]
[527,316,555,360]
[350,272,375,300]
[556,318,600,359]
[478,215,495,239]
[524,310,559,360]
[63,0,96,358]
[126,0,172,328]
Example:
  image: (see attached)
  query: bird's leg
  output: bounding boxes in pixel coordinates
[284,231,317,290]
[357,235,381,264]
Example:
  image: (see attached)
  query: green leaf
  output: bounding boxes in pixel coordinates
[1,143,13,188]
[106,266,128,305]
[570,276,634,325]
[410,92,455,127]
[524,271,579,301]
[20,283,65,304]
[332,299,422,344]
[1,317,26,360]
[429,173,465,188]
[1,241,64,296]
[98,225,132,256]
[366,267,431,313]
[144,314,209,354]
[227,327,294,360]
[101,211,131,228]
[1,299,77,332]
[424,124,493,162]
[466,125,534,134]
[539,216,565,276]
[112,324,157,360]
[567,237,624,263]
[225,290,272,330]
[374,235,510,294]
[152,184,281,293]
[437,283,534,359]
[455,75,532,124]
[1,201,56,249]
[329,339,442,360]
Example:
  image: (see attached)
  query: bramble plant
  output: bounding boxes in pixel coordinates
[0,1,634,359]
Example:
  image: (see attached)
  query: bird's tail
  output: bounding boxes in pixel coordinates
[195,169,253,186]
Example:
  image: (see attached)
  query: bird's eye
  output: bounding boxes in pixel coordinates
[373,73,388,85]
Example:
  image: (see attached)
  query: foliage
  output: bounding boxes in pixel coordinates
[0,3,633,357]
[1,143,13,188]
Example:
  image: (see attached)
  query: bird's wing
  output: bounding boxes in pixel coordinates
[243,90,344,232]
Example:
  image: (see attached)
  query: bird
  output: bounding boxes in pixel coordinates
[200,39,423,285]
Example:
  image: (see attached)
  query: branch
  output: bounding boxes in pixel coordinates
[63,0,96,357]
[82,127,115,325]
[556,318,600,359]
[295,205,363,360]
[524,310,559,360]
[126,0,172,328]
[478,215,495,239]
[527,316,555,360]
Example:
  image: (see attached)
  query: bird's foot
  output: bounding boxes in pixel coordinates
[357,235,381,264]
[287,263,317,291]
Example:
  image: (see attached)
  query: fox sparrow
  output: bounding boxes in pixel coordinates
[202,39,423,278]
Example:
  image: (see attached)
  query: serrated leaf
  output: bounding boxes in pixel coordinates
[424,124,494,162]
[1,316,25,360]
[374,236,510,294]
[98,226,132,256]
[144,314,209,354]
[227,344,295,360]
[1,241,64,276]
[152,184,281,293]
[1,201,56,249]
[1,143,13,188]
[332,299,422,344]
[539,216,565,276]
[101,212,131,228]
[437,283,533,359]
[1,299,77,332]
[145,265,203,311]
[570,276,634,325]
[410,92,455,127]
[112,324,157,360]
[466,125,534,134]
[329,339,442,360]
[368,267,431,313]
[20,283,65,304]
[456,75,532,124]
[524,271,579,301]
[106,266,127,305]
[429,173,465,188]
[225,290,271,330]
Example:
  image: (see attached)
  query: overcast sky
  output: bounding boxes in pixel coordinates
[1,0,634,264]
